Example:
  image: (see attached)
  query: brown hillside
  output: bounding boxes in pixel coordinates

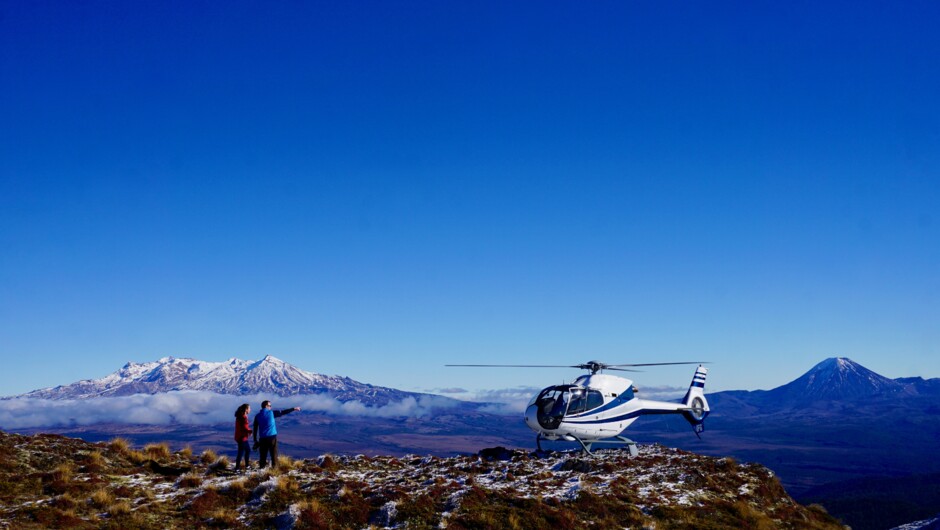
[0,430,844,529]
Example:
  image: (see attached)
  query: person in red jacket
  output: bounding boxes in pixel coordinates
[234,403,253,471]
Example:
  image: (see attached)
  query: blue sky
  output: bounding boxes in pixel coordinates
[2,1,938,399]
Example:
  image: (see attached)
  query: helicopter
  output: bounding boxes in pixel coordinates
[446,361,710,455]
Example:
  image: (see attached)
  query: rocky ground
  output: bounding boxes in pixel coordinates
[0,430,844,529]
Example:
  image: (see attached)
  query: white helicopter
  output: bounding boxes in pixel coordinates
[447,361,710,455]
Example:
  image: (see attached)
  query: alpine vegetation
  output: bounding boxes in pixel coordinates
[0,430,843,530]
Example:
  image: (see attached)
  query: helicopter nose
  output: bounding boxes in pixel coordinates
[524,404,543,432]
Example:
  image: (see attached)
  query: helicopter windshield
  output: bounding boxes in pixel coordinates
[531,385,583,430]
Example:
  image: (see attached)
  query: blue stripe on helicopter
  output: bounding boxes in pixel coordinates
[561,409,707,425]
[692,382,705,387]
[563,410,646,424]
[565,406,704,425]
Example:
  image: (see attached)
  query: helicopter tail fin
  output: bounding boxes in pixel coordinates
[681,365,710,435]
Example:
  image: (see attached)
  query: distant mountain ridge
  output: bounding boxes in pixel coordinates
[710,357,936,412]
[15,355,417,405]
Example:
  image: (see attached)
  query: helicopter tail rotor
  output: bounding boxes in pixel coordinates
[681,365,710,437]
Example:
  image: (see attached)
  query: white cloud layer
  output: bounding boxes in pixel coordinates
[428,386,542,415]
[0,391,462,429]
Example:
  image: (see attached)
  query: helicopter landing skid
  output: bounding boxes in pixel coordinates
[537,433,638,457]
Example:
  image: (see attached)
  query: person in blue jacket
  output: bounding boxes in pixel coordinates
[252,400,301,468]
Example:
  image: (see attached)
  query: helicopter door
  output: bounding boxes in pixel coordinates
[567,389,604,415]
[533,386,574,430]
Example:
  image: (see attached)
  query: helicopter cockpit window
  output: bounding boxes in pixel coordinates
[567,389,605,415]
[587,390,604,410]
[534,385,573,430]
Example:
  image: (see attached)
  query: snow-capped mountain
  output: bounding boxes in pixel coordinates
[17,355,415,405]
[703,357,914,413]
[764,356,905,404]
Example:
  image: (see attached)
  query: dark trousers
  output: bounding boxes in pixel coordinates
[235,440,251,469]
[258,436,278,468]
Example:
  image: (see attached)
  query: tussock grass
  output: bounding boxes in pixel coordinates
[50,462,75,483]
[42,462,78,495]
[177,471,203,489]
[126,449,150,465]
[207,507,238,527]
[81,450,105,472]
[144,442,171,460]
[200,449,218,464]
[90,487,114,508]
[56,507,80,523]
[276,455,299,470]
[177,446,193,460]
[208,455,231,472]
[107,500,133,517]
[277,475,299,494]
[108,437,131,454]
[219,477,251,505]
[263,475,302,512]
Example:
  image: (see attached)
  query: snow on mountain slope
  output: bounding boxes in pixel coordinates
[763,356,904,404]
[16,355,415,405]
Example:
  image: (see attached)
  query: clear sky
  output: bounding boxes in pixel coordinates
[2,1,938,400]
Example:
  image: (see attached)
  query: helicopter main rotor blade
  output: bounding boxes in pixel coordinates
[445,364,581,368]
[605,361,709,368]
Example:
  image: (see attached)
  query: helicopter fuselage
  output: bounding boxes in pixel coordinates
[523,369,708,444]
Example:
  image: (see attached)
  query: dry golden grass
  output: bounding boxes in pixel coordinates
[178,471,204,488]
[50,462,74,483]
[126,449,150,465]
[177,446,193,459]
[207,507,238,526]
[81,450,105,472]
[144,442,171,460]
[108,437,131,454]
[90,487,114,508]
[207,455,231,474]
[276,455,300,470]
[221,477,250,502]
[201,449,218,464]
[276,475,299,494]
[107,500,132,517]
